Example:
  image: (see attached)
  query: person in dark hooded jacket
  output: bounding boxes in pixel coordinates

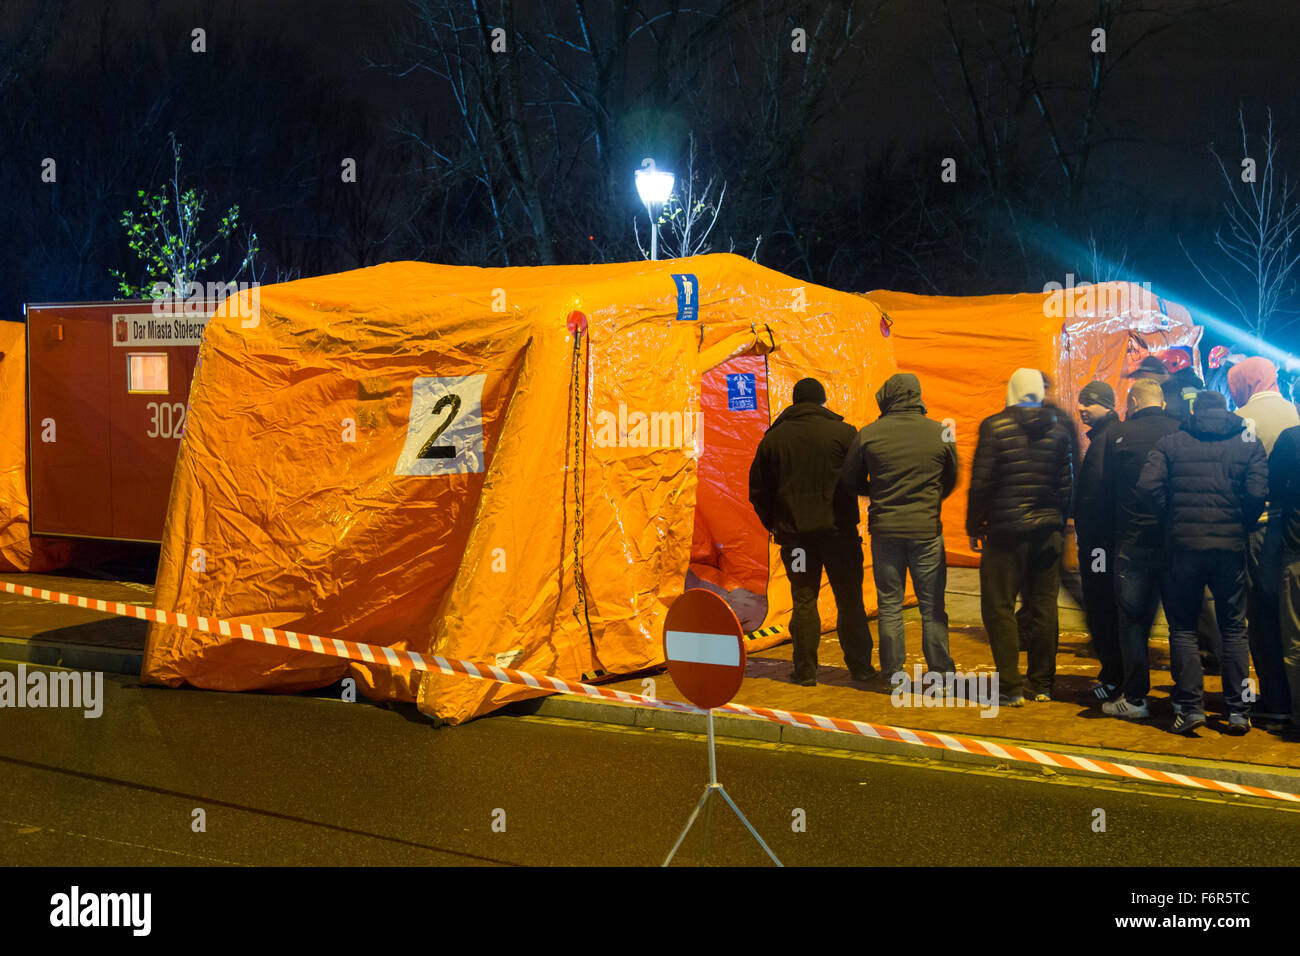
[749,378,875,686]
[1073,381,1122,702]
[968,368,1075,704]
[842,373,958,681]
[1097,379,1182,721]
[1137,391,1268,735]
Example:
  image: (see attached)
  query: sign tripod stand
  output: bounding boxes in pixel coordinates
[662,708,782,866]
[659,588,782,867]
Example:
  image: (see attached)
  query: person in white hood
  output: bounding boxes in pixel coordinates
[968,368,1075,705]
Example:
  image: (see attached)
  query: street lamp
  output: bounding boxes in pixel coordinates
[635,157,674,260]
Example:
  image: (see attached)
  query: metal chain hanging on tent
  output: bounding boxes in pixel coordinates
[566,311,595,642]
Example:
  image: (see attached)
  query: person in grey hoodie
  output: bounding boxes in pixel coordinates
[1229,357,1300,724]
[842,373,959,682]
[1137,391,1268,735]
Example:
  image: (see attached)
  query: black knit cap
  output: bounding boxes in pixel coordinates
[1078,381,1116,411]
[1193,390,1226,412]
[792,378,827,404]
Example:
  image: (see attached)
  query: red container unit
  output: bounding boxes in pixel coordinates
[25,301,205,542]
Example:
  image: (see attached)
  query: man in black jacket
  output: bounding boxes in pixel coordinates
[1074,381,1122,702]
[1099,379,1182,720]
[1137,391,1268,734]
[968,368,1075,705]
[1269,423,1300,740]
[749,378,874,686]
[842,373,958,681]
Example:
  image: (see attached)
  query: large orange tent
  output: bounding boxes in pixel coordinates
[143,255,898,724]
[864,282,1202,566]
[0,320,73,573]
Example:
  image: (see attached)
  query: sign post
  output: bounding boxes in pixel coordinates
[661,589,782,867]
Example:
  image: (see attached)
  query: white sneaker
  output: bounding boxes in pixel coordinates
[1102,696,1150,720]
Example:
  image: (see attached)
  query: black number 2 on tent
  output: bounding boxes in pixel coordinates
[417,392,461,459]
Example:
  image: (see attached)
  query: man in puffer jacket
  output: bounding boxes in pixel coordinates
[968,368,1075,705]
[749,378,875,686]
[1137,391,1268,735]
[1229,357,1300,725]
[842,372,959,682]
[1129,354,1224,673]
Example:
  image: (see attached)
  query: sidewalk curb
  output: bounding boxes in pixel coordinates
[525,694,1300,799]
[0,635,143,676]
[5,631,1295,800]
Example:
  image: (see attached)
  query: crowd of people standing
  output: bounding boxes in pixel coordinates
[747,350,1300,741]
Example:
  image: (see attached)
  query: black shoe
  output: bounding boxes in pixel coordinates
[1252,710,1291,729]
[1280,723,1300,743]
[1225,713,1251,736]
[850,664,878,682]
[1090,682,1118,702]
[789,672,816,687]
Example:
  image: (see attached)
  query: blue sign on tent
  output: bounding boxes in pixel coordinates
[727,372,757,411]
[672,274,700,321]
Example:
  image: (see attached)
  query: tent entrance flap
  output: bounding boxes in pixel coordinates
[688,353,769,631]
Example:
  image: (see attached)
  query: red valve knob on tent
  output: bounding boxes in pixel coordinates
[567,310,588,334]
[879,313,893,338]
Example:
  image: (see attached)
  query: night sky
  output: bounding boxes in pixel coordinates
[5,0,1300,355]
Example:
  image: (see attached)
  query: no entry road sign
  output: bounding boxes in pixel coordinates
[663,589,746,709]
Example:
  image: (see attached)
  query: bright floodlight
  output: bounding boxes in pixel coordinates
[635,159,674,206]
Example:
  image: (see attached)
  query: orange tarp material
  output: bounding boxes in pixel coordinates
[144,255,897,724]
[0,321,72,573]
[689,354,771,629]
[864,283,1202,567]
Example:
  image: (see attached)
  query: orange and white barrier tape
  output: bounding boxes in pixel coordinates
[3,578,1298,805]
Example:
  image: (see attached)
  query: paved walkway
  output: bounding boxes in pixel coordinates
[3,566,1298,783]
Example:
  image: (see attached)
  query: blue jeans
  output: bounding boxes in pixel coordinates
[1114,542,1164,703]
[1162,549,1251,717]
[871,535,955,677]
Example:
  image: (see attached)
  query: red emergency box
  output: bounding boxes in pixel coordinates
[25,301,205,542]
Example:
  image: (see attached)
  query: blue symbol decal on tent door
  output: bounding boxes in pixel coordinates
[727,373,757,411]
[672,274,699,321]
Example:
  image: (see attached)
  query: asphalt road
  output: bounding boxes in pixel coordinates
[2,662,1298,868]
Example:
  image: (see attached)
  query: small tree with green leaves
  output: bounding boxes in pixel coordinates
[111,133,258,299]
